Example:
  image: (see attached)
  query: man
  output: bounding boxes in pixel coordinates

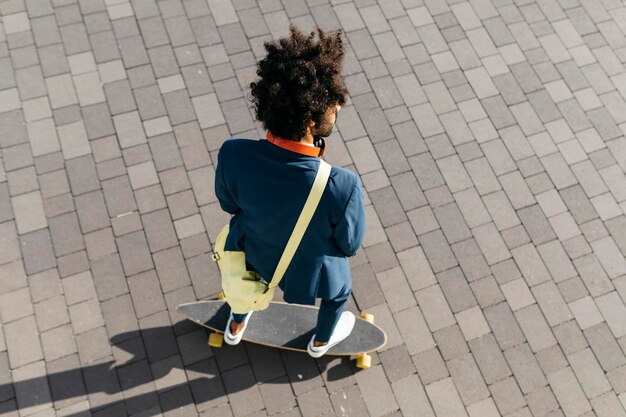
[214,26,366,358]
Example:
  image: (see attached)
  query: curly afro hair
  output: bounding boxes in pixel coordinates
[249,25,349,141]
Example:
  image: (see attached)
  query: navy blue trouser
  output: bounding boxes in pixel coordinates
[231,287,351,343]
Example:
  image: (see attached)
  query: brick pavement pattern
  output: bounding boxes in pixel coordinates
[1,0,626,416]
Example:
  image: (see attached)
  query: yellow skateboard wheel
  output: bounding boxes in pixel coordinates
[360,313,374,323]
[208,332,223,348]
[356,353,371,369]
[218,292,225,300]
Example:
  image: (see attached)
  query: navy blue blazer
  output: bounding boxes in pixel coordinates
[215,137,367,305]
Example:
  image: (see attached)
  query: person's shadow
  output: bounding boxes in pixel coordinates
[1,323,357,417]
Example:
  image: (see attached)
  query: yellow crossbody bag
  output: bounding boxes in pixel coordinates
[212,160,331,314]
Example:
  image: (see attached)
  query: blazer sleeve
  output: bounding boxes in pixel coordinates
[215,148,242,215]
[332,177,367,257]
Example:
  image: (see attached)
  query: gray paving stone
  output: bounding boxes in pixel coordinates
[117,230,153,277]
[535,344,568,378]
[179,143,210,173]
[558,276,590,306]
[66,155,100,196]
[111,17,141,42]
[491,259,523,287]
[100,294,139,343]
[554,319,588,355]
[144,136,179,172]
[75,325,111,367]
[355,364,399,417]
[434,202,472,244]
[117,35,150,68]
[5,315,43,368]
[490,376,527,415]
[505,342,547,396]
[116,359,160,414]
[474,222,511,266]
[74,191,110,235]
[481,140,517,177]
[49,211,85,257]
[589,106,623,141]
[2,145,32,175]
[102,176,137,217]
[102,80,136,116]
[483,191,520,231]
[585,322,626,372]
[471,275,506,308]
[391,304,434,356]
[364,241,398,275]
[184,359,227,414]
[110,208,143,238]
[448,352,490,406]
[121,135,155,167]
[419,229,458,273]
[181,63,213,97]
[60,22,91,55]
[390,123,426,162]
[574,254,611,297]
[485,302,526,351]
[607,365,626,393]
[526,385,560,417]
[133,186,166,217]
[592,391,626,417]
[407,154,443,196]
[329,384,370,417]
[40,324,76,365]
[256,375,295,415]
[591,236,626,279]
[79,356,121,410]
[369,186,407,228]
[415,283,455,334]
[425,377,469,417]
[517,205,557,246]
[165,89,201,127]
[68,297,104,335]
[411,347,448,386]
[569,347,612,399]
[0,287,32,325]
[20,229,56,275]
[437,267,478,313]
[125,269,165,319]
[96,158,126,183]
[494,73,527,106]
[13,360,53,415]
[138,16,169,49]
[57,249,90,279]
[83,10,111,33]
[433,324,469,362]
[220,364,265,416]
[596,291,626,338]
[7,166,38,197]
[374,266,414,314]
[152,247,191,293]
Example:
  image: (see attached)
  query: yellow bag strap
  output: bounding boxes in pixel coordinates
[268,159,331,290]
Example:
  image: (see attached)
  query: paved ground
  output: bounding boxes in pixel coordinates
[2,0,626,416]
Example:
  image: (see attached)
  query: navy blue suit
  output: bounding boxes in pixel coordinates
[215,136,367,341]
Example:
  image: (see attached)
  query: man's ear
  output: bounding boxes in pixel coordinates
[305,119,315,135]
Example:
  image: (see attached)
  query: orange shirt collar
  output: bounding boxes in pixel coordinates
[266,131,325,157]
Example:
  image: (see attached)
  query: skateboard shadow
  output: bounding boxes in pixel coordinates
[0,324,355,417]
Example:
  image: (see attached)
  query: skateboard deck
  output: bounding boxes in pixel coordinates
[176,300,387,356]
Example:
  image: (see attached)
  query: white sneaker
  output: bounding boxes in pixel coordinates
[307,311,355,358]
[224,311,253,345]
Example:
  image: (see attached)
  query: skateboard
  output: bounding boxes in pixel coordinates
[176,298,387,369]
